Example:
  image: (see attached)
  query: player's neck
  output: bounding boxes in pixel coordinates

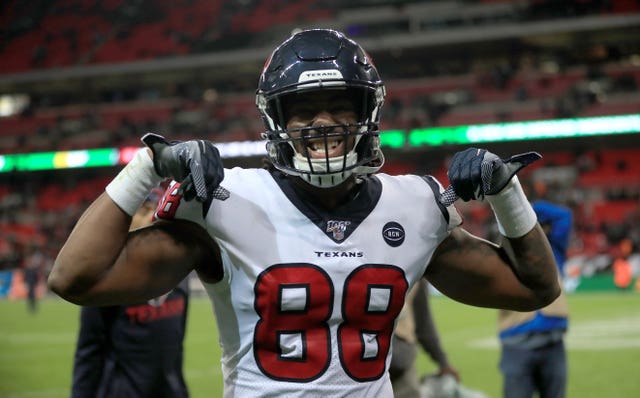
[291,176,359,210]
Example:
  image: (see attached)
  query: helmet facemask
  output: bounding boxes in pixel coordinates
[261,86,385,188]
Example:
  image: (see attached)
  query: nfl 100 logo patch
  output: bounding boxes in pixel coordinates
[326,220,351,241]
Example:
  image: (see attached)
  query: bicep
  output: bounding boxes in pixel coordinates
[425,227,534,309]
[85,220,217,305]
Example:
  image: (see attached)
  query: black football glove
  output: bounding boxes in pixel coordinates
[443,148,541,204]
[142,133,225,203]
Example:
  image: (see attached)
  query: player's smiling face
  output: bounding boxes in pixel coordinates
[283,90,358,159]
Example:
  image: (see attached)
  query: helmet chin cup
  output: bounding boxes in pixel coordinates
[293,151,358,188]
[300,171,351,188]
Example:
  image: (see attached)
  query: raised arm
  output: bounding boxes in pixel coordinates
[426,148,561,311]
[48,135,224,306]
[49,192,215,306]
[427,224,558,311]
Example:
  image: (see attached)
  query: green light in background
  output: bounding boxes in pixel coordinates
[409,114,640,146]
[379,130,406,148]
[20,152,57,171]
[0,155,14,172]
[409,125,468,146]
[81,148,120,168]
[0,149,119,172]
[1,114,639,173]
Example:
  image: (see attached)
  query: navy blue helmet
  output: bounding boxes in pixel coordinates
[256,29,386,187]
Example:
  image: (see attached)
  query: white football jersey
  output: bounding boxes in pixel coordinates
[156,168,461,398]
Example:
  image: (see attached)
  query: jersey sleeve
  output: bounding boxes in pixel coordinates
[422,175,462,232]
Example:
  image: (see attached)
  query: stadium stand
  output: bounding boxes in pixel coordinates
[1,0,639,290]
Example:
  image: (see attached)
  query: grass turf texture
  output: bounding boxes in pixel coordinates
[0,292,638,397]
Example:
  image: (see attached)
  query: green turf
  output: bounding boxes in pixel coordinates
[0,292,638,397]
[416,291,640,398]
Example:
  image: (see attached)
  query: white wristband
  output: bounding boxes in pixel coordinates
[486,176,537,238]
[105,148,163,216]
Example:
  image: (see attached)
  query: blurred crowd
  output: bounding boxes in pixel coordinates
[2,145,639,300]
[1,0,640,299]
[2,0,640,154]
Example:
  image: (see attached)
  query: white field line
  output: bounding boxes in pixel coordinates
[468,314,640,350]
[0,389,69,398]
[0,332,76,344]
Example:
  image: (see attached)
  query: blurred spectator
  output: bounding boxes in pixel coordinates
[23,243,48,313]
[612,239,633,290]
[71,190,190,398]
[497,199,572,398]
[391,279,461,398]
[613,255,633,290]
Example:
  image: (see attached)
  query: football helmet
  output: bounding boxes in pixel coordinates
[256,29,386,188]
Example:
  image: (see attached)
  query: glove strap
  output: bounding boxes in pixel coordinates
[105,148,164,216]
[486,176,537,238]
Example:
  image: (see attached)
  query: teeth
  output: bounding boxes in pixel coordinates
[309,139,341,152]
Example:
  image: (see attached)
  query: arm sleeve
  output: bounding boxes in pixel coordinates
[412,280,450,368]
[533,202,572,250]
[71,306,114,398]
[533,201,572,271]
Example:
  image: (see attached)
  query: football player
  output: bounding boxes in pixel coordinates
[49,29,560,397]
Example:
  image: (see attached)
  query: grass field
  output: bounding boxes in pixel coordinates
[1,291,638,397]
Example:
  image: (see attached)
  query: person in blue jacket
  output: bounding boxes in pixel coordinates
[498,197,572,398]
[71,189,190,398]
